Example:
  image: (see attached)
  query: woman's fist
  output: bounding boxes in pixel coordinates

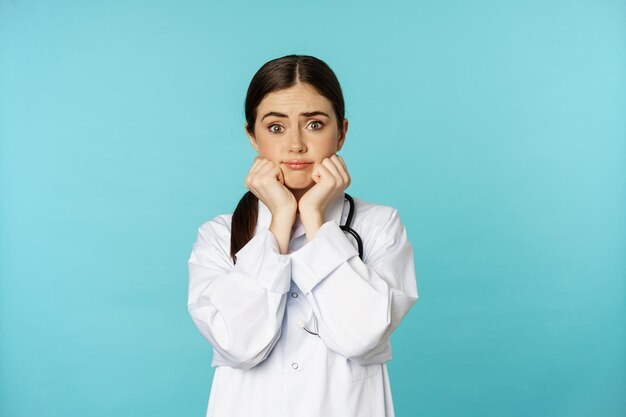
[299,154,351,216]
[245,157,297,218]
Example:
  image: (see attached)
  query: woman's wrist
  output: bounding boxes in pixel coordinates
[269,209,296,254]
[299,210,324,241]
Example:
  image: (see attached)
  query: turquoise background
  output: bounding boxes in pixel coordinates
[1,0,624,416]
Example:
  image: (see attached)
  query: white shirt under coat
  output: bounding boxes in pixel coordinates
[187,191,419,417]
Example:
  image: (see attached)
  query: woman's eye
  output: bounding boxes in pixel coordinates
[309,121,324,130]
[268,124,283,134]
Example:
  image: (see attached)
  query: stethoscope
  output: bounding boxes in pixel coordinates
[297,192,363,337]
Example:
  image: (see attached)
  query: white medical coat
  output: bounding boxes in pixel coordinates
[188,192,419,417]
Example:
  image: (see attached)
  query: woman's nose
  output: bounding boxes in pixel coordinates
[288,129,306,151]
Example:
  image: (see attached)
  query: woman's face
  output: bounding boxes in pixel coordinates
[245,82,348,192]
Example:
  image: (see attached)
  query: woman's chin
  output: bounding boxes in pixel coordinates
[285,178,314,190]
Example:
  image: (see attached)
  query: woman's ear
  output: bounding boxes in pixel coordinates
[337,118,349,151]
[244,123,259,152]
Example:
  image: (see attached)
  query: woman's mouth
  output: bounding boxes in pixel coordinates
[283,161,312,170]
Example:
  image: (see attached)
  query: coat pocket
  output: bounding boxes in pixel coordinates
[327,351,381,385]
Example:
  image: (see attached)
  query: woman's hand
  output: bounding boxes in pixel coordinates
[245,157,297,216]
[298,154,351,240]
[245,157,297,253]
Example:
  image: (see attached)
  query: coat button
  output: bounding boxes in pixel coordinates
[291,362,299,370]
[291,292,298,298]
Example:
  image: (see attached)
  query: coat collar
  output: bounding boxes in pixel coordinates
[256,191,346,240]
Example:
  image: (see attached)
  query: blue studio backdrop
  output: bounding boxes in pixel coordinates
[0,1,624,416]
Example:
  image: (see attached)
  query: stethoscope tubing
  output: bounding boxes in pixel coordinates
[340,193,363,261]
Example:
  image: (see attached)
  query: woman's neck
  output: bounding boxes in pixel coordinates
[291,188,305,204]
[289,186,312,212]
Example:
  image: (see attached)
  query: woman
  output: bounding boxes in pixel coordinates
[187,54,419,417]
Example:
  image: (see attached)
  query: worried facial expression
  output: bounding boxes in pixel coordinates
[246,82,348,191]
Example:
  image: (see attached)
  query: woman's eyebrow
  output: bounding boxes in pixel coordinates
[261,111,330,121]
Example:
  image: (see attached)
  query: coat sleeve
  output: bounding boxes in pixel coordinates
[289,208,418,364]
[187,218,291,370]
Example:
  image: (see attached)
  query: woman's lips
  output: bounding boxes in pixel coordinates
[283,162,312,170]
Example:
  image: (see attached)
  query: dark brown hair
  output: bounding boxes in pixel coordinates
[230,54,346,263]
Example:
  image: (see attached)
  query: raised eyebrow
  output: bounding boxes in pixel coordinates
[261,111,330,121]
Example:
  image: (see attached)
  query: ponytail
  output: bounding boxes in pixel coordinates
[230,191,259,264]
